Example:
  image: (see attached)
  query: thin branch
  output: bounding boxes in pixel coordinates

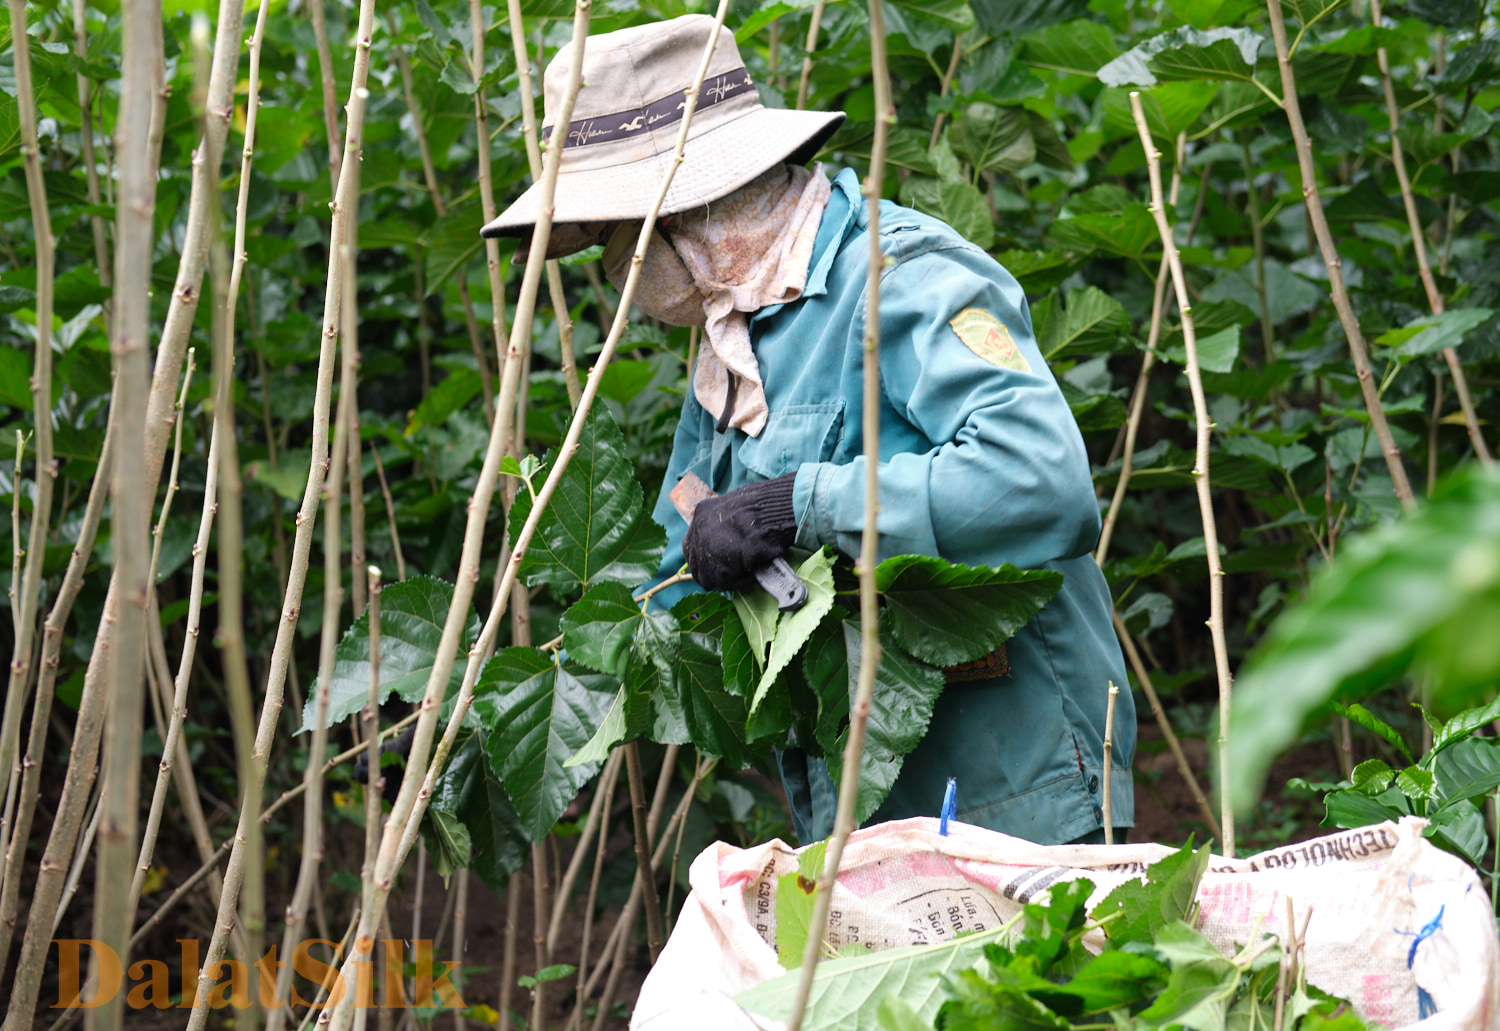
[502,0,579,406]
[0,0,59,919]
[127,353,201,914]
[1102,684,1119,844]
[785,3,889,1025]
[928,37,963,149]
[795,1,827,111]
[1369,0,1490,467]
[185,0,376,1017]
[371,444,407,580]
[624,742,664,964]
[528,842,551,1030]
[1112,609,1222,841]
[1131,92,1235,856]
[264,101,363,1021]
[567,750,622,1031]
[575,751,709,1031]
[1264,0,1416,511]
[0,405,113,983]
[307,0,343,186]
[73,0,112,325]
[546,748,620,954]
[76,0,157,1019]
[498,873,522,1031]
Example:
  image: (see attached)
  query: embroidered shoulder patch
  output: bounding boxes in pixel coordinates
[948,308,1031,374]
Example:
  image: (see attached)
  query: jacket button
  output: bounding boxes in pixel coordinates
[1093,806,1103,822]
[1088,775,1099,794]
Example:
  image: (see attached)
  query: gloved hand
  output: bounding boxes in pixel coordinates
[682,473,798,591]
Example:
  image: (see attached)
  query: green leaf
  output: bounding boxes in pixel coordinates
[472,649,616,840]
[1137,923,1240,1031]
[890,0,975,31]
[560,581,677,679]
[749,549,837,716]
[1332,703,1413,763]
[1433,737,1500,805]
[877,995,931,1031]
[776,838,828,968]
[731,587,780,670]
[564,683,632,769]
[1036,286,1129,359]
[1048,205,1159,259]
[738,920,1013,1028]
[508,409,652,595]
[1148,30,1266,88]
[425,203,484,295]
[1350,758,1395,796]
[428,808,472,873]
[1377,308,1494,359]
[829,620,947,823]
[721,606,759,699]
[300,576,480,733]
[1280,0,1350,32]
[429,733,531,891]
[1021,19,1121,76]
[1050,951,1170,1014]
[1092,842,1211,945]
[1323,787,1406,830]
[1099,27,1264,88]
[1100,83,1219,142]
[805,615,853,754]
[1432,696,1500,753]
[672,595,756,768]
[406,368,482,434]
[1160,324,1241,374]
[0,346,34,411]
[1425,799,1488,866]
[1394,765,1438,805]
[950,103,1035,174]
[876,556,1062,668]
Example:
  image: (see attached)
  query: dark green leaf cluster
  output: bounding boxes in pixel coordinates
[1316,698,1500,869]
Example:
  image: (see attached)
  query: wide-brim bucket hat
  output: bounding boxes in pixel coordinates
[480,14,845,255]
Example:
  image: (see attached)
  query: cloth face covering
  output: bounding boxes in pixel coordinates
[605,163,831,437]
[603,223,708,328]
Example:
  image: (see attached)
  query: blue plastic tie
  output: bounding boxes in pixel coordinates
[939,778,958,836]
[1394,905,1446,969]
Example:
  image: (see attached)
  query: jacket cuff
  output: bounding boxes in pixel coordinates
[793,463,831,552]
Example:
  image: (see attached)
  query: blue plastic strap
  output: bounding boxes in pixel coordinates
[1394,904,1446,969]
[939,778,958,836]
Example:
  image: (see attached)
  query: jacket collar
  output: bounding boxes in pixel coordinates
[751,166,860,324]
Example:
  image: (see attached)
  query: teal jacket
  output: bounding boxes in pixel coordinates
[648,167,1134,846]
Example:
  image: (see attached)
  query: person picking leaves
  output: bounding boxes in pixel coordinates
[483,15,1134,847]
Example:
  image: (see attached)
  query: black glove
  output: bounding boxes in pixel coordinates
[682,473,798,592]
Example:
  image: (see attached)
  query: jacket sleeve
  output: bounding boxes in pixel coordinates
[791,244,1101,570]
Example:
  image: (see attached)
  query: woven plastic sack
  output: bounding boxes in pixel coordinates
[632,815,1498,1031]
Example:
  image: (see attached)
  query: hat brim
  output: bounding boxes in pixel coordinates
[480,107,845,249]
